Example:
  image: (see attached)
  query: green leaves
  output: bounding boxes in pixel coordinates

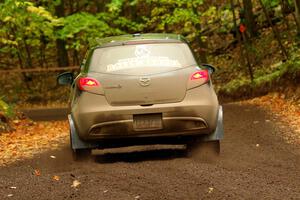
[58,12,127,50]
[262,0,281,9]
[0,0,61,65]
[0,98,14,119]
[106,0,125,13]
[59,12,110,39]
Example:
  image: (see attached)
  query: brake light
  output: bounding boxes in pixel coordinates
[190,70,209,81]
[78,77,99,91]
[187,69,210,90]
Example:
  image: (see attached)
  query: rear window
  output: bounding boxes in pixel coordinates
[89,43,197,73]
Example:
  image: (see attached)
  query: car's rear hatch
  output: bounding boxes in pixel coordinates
[89,68,197,106]
[86,41,200,106]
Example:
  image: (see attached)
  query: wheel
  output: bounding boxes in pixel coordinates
[72,148,91,161]
[186,140,220,160]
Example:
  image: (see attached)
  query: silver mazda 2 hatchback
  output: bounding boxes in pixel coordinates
[58,33,224,159]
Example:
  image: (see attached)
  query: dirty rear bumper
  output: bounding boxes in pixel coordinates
[69,106,224,150]
[71,86,219,141]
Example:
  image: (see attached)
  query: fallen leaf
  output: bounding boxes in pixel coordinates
[103,190,108,193]
[71,180,81,188]
[0,120,69,166]
[13,120,20,124]
[135,195,140,199]
[53,175,60,181]
[34,169,41,176]
[7,194,13,197]
[243,93,300,145]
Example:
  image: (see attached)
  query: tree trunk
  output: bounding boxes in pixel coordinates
[55,0,69,67]
[258,0,289,60]
[192,6,207,63]
[72,50,80,66]
[281,0,290,30]
[241,32,254,81]
[293,0,300,35]
[23,38,33,68]
[283,0,300,36]
[195,34,208,63]
[231,0,254,81]
[230,0,241,41]
[242,0,256,37]
[55,39,69,67]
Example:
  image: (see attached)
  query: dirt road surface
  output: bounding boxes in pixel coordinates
[1,103,300,199]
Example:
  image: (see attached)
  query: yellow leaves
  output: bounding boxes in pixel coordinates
[12,120,20,125]
[52,175,60,181]
[26,5,54,21]
[0,38,18,46]
[51,18,64,27]
[244,93,300,145]
[71,180,81,188]
[17,3,63,27]
[0,99,10,115]
[3,16,12,22]
[34,170,61,182]
[34,169,41,176]
[15,1,33,8]
[0,120,68,166]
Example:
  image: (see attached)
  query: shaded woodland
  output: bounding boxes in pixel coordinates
[0,0,300,119]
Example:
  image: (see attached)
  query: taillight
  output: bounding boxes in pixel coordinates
[187,69,210,90]
[190,70,209,81]
[78,77,100,91]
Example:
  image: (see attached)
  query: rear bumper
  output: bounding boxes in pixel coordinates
[72,85,219,140]
[69,106,224,150]
[87,116,208,138]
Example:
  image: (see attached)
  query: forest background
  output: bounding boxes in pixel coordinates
[0,0,300,125]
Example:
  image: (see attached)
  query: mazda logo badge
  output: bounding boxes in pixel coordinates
[139,77,151,87]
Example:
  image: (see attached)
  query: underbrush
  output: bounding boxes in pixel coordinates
[1,16,299,108]
[216,56,300,102]
[0,98,15,132]
[212,18,300,103]
[0,72,70,108]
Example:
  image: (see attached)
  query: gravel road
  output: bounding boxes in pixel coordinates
[1,103,300,199]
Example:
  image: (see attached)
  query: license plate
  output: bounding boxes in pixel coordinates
[133,113,163,131]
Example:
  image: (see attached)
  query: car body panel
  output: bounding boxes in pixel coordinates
[87,67,194,106]
[64,33,223,150]
[69,106,223,149]
[71,83,218,140]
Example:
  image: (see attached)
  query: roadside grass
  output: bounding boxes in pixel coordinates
[216,40,300,102]
[0,98,15,132]
[217,56,300,98]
